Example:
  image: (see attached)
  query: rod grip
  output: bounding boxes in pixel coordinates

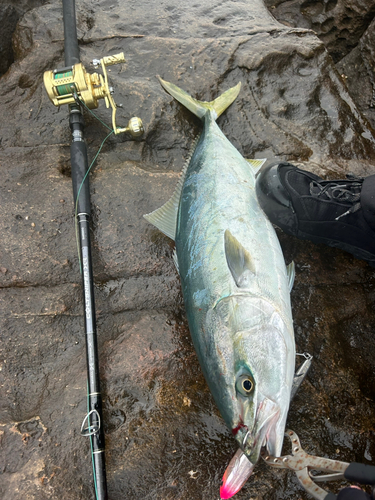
[324,493,337,500]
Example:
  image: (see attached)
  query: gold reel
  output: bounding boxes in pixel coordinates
[43,52,144,137]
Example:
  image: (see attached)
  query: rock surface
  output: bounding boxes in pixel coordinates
[265,0,375,62]
[0,1,374,499]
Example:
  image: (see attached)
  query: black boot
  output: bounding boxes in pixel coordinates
[255,162,375,266]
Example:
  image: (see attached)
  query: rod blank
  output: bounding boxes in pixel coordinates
[62,1,108,499]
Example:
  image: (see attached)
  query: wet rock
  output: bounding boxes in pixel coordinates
[336,17,375,130]
[267,0,375,130]
[265,0,375,62]
[0,1,50,76]
[0,0,374,499]
[0,5,19,76]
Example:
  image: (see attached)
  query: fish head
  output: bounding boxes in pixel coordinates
[232,389,282,464]
[205,300,294,469]
[219,347,292,499]
[219,388,283,500]
[228,322,294,465]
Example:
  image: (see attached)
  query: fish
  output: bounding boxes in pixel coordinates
[144,77,296,497]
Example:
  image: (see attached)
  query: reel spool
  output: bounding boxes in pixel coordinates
[43,52,144,137]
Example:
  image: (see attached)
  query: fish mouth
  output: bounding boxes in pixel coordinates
[233,397,280,464]
[220,399,279,499]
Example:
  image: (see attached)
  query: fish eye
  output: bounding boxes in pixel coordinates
[242,379,253,392]
[236,375,255,397]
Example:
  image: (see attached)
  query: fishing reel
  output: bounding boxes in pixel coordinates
[43,52,144,137]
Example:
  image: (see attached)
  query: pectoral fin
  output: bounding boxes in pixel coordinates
[224,230,255,288]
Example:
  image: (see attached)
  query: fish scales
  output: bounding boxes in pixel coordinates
[144,79,296,491]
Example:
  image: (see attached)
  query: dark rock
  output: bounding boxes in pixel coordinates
[336,17,375,130]
[265,0,375,62]
[266,0,375,130]
[0,0,374,499]
[0,1,50,76]
[0,4,19,76]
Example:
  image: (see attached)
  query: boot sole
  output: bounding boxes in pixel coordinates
[277,222,375,267]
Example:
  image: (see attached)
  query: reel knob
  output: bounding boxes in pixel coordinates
[124,117,144,137]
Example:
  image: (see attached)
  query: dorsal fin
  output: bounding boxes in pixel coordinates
[143,136,199,240]
[158,77,241,120]
[224,230,255,288]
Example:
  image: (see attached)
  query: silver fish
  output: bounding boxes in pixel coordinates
[144,78,296,491]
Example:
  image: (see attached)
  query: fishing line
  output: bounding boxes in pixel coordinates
[73,98,114,272]
[78,96,113,131]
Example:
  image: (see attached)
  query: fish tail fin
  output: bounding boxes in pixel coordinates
[158,77,241,120]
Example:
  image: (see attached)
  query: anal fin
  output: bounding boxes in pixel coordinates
[246,158,267,176]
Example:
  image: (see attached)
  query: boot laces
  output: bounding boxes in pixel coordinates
[309,174,363,220]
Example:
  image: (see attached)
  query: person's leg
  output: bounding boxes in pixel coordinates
[256,162,375,266]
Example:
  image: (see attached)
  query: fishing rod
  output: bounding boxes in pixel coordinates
[43,1,143,498]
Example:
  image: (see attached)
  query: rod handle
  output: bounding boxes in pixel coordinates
[344,462,375,485]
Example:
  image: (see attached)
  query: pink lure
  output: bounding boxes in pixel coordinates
[220,449,255,499]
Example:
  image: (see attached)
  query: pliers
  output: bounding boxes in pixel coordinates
[261,429,375,499]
